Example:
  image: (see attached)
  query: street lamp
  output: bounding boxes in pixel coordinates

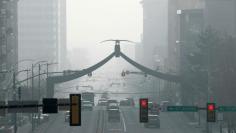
[39,62,58,98]
[12,69,31,133]
[31,60,47,100]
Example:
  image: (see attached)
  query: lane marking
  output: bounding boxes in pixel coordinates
[120,111,127,132]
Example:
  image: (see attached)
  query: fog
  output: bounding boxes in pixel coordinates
[67,0,142,65]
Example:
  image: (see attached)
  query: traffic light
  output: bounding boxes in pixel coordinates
[140,98,148,123]
[207,103,216,122]
[121,71,126,77]
[88,73,92,77]
[70,94,81,126]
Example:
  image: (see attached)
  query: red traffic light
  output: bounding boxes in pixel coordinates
[208,104,215,111]
[207,103,216,122]
[140,99,148,108]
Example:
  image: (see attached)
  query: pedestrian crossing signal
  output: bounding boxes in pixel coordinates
[70,94,81,126]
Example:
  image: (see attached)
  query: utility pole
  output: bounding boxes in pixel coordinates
[38,64,41,125]
[38,64,41,100]
[13,72,17,133]
[31,64,35,132]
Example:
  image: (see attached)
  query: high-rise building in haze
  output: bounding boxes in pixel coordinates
[18,0,67,71]
[0,0,18,100]
[140,0,168,70]
[167,0,204,74]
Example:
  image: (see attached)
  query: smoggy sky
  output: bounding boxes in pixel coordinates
[67,0,143,61]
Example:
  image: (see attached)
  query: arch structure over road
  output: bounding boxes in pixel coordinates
[46,45,181,98]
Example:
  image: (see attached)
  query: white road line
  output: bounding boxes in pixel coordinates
[121,111,127,132]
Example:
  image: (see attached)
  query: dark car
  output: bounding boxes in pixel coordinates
[107,99,118,110]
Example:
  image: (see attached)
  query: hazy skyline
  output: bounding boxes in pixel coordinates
[66,0,143,62]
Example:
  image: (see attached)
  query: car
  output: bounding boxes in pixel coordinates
[120,98,135,107]
[41,114,50,122]
[82,100,93,111]
[107,99,118,110]
[108,103,119,109]
[144,114,160,128]
[101,92,109,99]
[33,114,49,124]
[107,102,119,111]
[0,125,14,133]
[65,111,70,122]
[148,102,160,115]
[97,98,108,106]
[160,101,170,112]
[108,108,120,122]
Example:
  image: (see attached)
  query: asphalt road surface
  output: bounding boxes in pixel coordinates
[32,106,203,133]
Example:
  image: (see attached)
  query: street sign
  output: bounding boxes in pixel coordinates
[0,101,6,116]
[218,106,236,112]
[58,98,70,111]
[167,106,198,112]
[43,98,58,114]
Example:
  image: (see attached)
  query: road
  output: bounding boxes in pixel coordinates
[32,106,203,133]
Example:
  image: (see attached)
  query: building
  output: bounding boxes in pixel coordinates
[167,0,204,74]
[18,0,67,71]
[204,0,236,37]
[57,0,68,70]
[140,0,168,69]
[0,0,18,100]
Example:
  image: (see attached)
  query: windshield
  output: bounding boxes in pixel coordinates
[0,0,235,133]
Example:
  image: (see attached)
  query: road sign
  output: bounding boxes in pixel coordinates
[58,98,70,111]
[70,94,81,126]
[43,98,58,114]
[218,106,236,112]
[167,106,198,112]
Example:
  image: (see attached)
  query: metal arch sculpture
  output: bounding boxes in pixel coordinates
[119,52,180,82]
[46,52,115,97]
[46,41,181,98]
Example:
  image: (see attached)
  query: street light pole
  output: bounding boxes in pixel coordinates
[38,64,41,100]
[12,69,29,133]
[13,72,17,133]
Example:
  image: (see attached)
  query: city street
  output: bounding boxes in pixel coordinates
[28,106,203,133]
